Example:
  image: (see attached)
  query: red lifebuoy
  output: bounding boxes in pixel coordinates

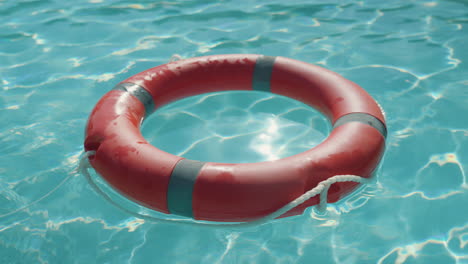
[84,54,386,222]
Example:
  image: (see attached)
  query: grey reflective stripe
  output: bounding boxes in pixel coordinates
[252,56,276,92]
[113,83,155,116]
[167,159,206,217]
[333,113,387,138]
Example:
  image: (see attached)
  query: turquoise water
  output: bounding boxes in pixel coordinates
[1,0,467,263]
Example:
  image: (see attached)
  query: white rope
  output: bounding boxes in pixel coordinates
[0,172,75,218]
[169,54,183,62]
[79,151,368,228]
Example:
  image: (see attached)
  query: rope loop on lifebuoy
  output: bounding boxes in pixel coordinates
[79,151,368,228]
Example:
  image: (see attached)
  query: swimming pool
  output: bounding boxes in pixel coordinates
[1,0,467,263]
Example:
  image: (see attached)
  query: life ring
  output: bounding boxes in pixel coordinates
[84,54,386,222]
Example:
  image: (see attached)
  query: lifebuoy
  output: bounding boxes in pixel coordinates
[84,54,386,222]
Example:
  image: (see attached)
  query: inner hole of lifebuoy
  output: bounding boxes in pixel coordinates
[141,91,330,163]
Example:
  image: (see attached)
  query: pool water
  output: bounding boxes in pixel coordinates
[1,0,467,263]
[142,91,329,163]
